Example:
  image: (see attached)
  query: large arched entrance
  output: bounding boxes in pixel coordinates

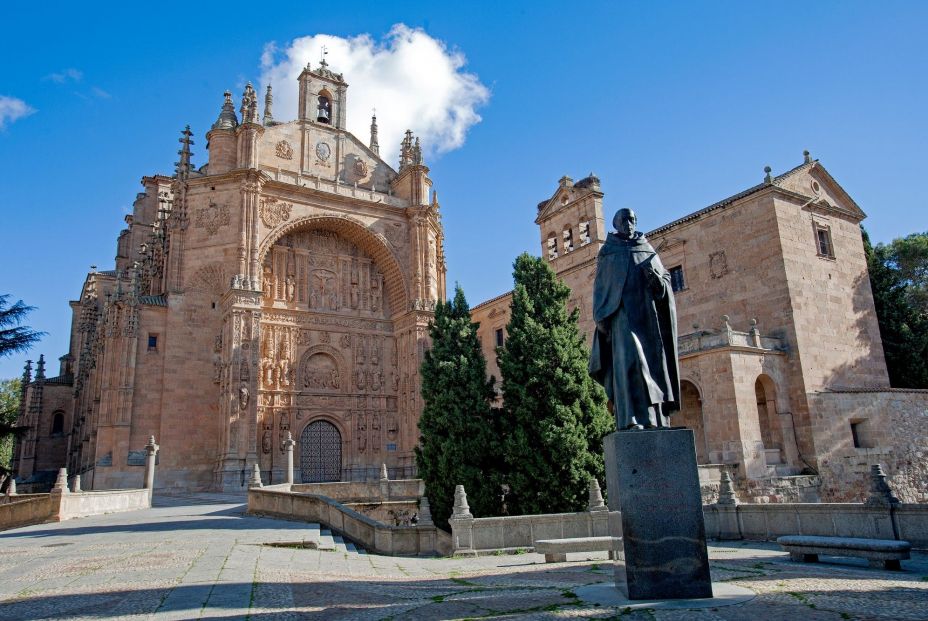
[301,420,342,482]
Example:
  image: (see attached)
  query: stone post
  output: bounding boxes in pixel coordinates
[51,468,69,495]
[379,463,390,500]
[418,496,434,526]
[864,464,900,508]
[71,475,82,493]
[715,469,741,540]
[6,479,17,497]
[588,478,606,511]
[283,432,296,486]
[143,436,159,495]
[448,484,475,554]
[248,463,263,488]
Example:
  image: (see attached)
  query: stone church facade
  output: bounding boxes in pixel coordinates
[13,61,446,491]
[472,159,928,503]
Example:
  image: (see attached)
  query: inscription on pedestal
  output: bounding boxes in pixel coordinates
[605,428,713,600]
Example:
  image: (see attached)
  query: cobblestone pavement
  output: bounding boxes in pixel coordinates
[0,494,926,620]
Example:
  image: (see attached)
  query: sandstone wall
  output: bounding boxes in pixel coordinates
[809,390,928,503]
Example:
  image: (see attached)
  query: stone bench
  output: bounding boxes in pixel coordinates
[777,535,911,570]
[534,536,622,563]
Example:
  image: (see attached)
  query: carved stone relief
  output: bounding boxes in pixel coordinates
[299,352,340,391]
[195,202,231,236]
[709,250,729,280]
[260,198,293,228]
[275,140,293,160]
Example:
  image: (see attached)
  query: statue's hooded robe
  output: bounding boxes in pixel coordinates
[589,231,680,428]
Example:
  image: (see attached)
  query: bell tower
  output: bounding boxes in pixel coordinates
[297,54,348,129]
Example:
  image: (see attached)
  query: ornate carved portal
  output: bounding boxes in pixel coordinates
[258,228,400,480]
[300,420,341,482]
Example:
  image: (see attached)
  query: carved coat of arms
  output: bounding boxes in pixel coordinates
[260,199,293,228]
[195,202,231,236]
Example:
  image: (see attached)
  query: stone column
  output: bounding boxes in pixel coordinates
[418,496,433,526]
[143,436,159,494]
[283,432,295,486]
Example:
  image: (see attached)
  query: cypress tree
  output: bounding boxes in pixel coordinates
[416,285,501,528]
[497,253,613,515]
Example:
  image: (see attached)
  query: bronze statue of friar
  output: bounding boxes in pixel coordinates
[589,208,680,429]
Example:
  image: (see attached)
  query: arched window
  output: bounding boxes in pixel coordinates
[317,95,332,124]
[755,375,783,454]
[547,234,559,260]
[677,381,707,463]
[51,411,65,436]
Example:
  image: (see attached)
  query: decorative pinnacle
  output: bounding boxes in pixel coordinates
[212,91,239,131]
[175,126,194,181]
[763,165,772,184]
[35,354,46,380]
[263,85,274,126]
[369,110,379,155]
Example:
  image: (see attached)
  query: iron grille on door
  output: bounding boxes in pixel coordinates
[300,420,342,482]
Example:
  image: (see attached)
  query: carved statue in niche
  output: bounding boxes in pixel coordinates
[263,266,274,300]
[357,414,367,453]
[278,412,290,454]
[340,333,351,349]
[371,414,381,453]
[319,331,330,344]
[350,262,360,309]
[301,352,340,391]
[276,329,291,388]
[386,415,398,441]
[371,273,382,312]
[391,370,399,392]
[355,367,366,391]
[261,327,276,388]
[213,334,222,384]
[262,425,272,454]
[370,369,382,392]
[285,276,295,302]
[239,385,249,409]
[371,336,382,367]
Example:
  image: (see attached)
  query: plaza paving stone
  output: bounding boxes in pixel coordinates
[0,494,926,620]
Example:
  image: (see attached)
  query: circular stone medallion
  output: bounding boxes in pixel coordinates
[315,141,331,161]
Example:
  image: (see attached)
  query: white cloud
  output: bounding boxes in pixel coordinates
[259,25,489,159]
[0,96,35,129]
[91,86,111,99]
[44,68,83,83]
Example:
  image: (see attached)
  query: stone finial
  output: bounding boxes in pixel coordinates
[248,463,263,488]
[717,469,738,505]
[6,479,16,496]
[21,359,32,386]
[749,318,761,347]
[803,149,812,164]
[175,126,194,181]
[451,484,473,519]
[145,436,159,456]
[240,82,259,125]
[418,496,434,526]
[588,479,606,511]
[212,91,239,131]
[263,84,274,126]
[283,431,295,449]
[52,468,69,494]
[865,464,900,508]
[35,354,46,380]
[369,111,380,155]
[71,475,82,493]
[379,463,389,481]
[763,165,773,184]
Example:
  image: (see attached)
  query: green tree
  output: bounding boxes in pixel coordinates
[0,295,44,358]
[416,285,501,528]
[497,253,613,515]
[0,378,22,473]
[864,228,928,388]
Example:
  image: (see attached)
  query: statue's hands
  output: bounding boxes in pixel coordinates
[646,267,665,295]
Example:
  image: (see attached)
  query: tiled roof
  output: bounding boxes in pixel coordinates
[823,387,928,394]
[44,374,74,386]
[647,161,815,237]
[471,290,513,312]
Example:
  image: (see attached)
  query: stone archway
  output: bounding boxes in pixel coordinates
[677,380,708,463]
[300,419,342,482]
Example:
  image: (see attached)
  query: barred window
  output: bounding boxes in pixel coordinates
[669,266,686,292]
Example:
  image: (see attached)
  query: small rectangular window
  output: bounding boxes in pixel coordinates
[495,328,505,348]
[850,420,873,449]
[669,266,686,292]
[148,334,158,352]
[386,443,397,452]
[815,224,835,258]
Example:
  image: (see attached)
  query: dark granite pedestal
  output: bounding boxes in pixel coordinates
[604,428,713,600]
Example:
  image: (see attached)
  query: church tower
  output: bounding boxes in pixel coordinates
[297,56,348,129]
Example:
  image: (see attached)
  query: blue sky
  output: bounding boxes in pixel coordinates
[1,1,926,379]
